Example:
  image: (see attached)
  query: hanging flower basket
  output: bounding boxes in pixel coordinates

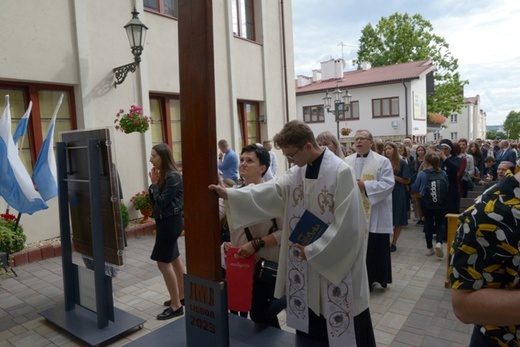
[341,127,353,136]
[114,105,152,134]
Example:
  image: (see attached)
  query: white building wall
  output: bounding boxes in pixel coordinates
[435,97,483,143]
[296,77,429,144]
[0,0,295,243]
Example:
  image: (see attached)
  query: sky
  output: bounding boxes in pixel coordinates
[291,0,520,126]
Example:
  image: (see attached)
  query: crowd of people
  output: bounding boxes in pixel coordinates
[147,122,520,345]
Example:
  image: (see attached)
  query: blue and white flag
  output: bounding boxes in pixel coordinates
[0,95,48,214]
[32,94,63,201]
[12,101,33,146]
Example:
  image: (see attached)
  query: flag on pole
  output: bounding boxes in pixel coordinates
[32,94,63,201]
[0,95,48,214]
[12,101,33,146]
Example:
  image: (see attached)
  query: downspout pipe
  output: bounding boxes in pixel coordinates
[402,80,409,138]
[281,0,290,123]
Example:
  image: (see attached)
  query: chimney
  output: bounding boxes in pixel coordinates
[297,75,312,88]
[321,58,345,80]
[312,69,322,82]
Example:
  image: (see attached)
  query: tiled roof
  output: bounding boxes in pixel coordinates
[296,59,435,94]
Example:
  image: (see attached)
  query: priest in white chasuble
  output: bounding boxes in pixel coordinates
[345,130,394,292]
[210,121,376,346]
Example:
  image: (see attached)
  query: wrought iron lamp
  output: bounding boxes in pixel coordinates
[113,8,148,87]
[323,86,352,139]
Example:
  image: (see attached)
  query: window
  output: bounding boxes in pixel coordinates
[450,132,458,141]
[232,0,255,41]
[450,114,458,123]
[0,82,76,173]
[149,94,182,163]
[237,101,260,150]
[144,0,178,17]
[434,132,440,141]
[303,105,325,123]
[372,97,399,117]
[339,101,359,120]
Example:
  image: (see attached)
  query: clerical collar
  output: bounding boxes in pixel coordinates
[306,149,325,179]
[356,152,369,158]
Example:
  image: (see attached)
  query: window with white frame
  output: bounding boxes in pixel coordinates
[450,114,458,123]
[450,132,458,141]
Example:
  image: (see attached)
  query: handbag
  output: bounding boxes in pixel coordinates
[244,218,279,285]
[255,258,278,285]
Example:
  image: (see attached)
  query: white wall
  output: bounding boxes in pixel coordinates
[296,78,430,143]
[0,0,295,243]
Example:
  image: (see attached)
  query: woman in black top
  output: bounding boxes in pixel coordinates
[148,143,185,320]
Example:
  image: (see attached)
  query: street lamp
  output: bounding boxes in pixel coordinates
[113,8,148,87]
[323,86,352,139]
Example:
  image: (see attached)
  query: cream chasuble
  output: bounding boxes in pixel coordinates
[225,149,370,346]
[286,151,356,346]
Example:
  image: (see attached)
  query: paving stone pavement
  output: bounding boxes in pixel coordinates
[0,221,472,346]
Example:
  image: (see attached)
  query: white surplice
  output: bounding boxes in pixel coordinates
[225,149,370,331]
[345,150,394,235]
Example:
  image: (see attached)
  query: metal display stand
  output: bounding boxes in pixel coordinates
[39,140,145,346]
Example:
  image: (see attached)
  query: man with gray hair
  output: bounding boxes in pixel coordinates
[345,129,395,289]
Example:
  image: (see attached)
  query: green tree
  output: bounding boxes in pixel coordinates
[486,130,507,140]
[354,13,468,118]
[486,130,497,140]
[503,110,520,140]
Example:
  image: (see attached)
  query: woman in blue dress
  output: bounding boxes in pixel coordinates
[385,142,411,252]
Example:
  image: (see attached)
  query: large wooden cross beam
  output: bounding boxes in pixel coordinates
[179,1,221,281]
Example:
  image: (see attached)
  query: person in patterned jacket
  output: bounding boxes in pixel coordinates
[450,169,520,346]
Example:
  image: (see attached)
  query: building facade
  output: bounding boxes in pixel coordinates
[295,59,435,146]
[0,0,296,243]
[430,95,486,142]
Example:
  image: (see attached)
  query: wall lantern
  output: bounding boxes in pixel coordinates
[113,8,148,87]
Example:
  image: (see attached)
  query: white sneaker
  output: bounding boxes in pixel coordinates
[435,242,444,259]
[426,248,435,256]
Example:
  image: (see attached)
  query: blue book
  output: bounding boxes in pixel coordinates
[289,210,328,246]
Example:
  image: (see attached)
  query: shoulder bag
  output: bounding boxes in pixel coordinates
[244,218,279,285]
